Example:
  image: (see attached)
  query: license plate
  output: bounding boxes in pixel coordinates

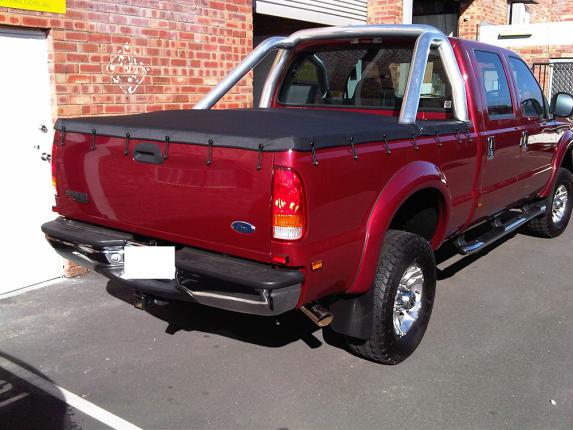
[123,246,175,280]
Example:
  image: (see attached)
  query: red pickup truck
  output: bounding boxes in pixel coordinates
[42,25,573,364]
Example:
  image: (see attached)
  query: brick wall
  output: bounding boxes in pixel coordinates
[368,0,402,24]
[502,0,573,24]
[0,0,253,120]
[458,0,572,40]
[508,45,573,66]
[525,2,551,23]
[458,0,508,40]
[456,0,573,67]
[550,0,573,21]
[500,44,571,104]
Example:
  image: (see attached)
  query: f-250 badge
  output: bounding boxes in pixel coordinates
[65,190,89,204]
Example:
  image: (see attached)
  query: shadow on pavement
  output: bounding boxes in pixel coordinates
[106,281,327,350]
[104,230,530,355]
[0,351,78,430]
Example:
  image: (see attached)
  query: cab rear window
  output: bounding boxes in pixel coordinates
[278,44,454,117]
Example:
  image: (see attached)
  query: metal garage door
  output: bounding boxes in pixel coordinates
[255,0,367,25]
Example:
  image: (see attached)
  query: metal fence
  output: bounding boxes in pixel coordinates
[532,60,573,99]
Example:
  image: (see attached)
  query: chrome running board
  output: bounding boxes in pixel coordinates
[454,201,546,255]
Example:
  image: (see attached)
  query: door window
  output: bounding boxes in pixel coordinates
[508,56,547,118]
[475,50,513,117]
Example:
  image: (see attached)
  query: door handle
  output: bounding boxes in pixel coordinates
[520,130,528,150]
[39,124,48,133]
[487,136,495,160]
[41,152,51,163]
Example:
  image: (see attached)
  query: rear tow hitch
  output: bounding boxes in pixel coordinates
[134,293,154,310]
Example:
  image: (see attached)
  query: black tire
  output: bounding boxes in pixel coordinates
[526,168,573,238]
[346,230,436,364]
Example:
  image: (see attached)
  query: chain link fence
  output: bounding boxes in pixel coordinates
[533,60,573,99]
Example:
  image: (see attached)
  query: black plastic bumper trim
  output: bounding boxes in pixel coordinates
[41,217,303,316]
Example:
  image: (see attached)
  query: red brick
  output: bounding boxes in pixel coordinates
[22,16,49,27]
[88,33,111,43]
[67,74,92,84]
[111,36,131,44]
[58,105,82,116]
[55,63,78,73]
[79,64,102,73]
[66,53,89,62]
[65,31,89,42]
[79,43,100,53]
[141,28,159,38]
[104,105,127,114]
[53,41,78,52]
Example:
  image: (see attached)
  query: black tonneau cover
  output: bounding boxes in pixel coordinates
[55,108,471,152]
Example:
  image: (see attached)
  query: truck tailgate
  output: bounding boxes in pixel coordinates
[55,133,273,261]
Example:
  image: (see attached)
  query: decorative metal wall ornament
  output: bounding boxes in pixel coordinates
[106,43,151,95]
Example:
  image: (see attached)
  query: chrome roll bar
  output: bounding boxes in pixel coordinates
[193,25,469,124]
[192,36,287,110]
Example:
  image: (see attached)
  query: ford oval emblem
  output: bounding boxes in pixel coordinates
[231,221,256,235]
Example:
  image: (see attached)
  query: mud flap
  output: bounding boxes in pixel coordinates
[328,288,374,340]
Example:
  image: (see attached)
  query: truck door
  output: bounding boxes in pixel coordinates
[506,55,558,196]
[472,49,524,219]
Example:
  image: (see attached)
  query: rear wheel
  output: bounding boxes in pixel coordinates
[346,230,436,364]
[526,168,573,238]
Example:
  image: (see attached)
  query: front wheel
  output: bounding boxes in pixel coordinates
[346,230,436,364]
[526,168,573,238]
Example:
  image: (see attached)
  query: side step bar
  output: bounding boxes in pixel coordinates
[454,201,546,255]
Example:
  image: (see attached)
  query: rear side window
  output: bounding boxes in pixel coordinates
[475,50,513,116]
[278,44,454,117]
[508,56,546,118]
[280,59,321,105]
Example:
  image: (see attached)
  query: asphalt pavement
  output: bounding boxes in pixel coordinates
[0,226,571,429]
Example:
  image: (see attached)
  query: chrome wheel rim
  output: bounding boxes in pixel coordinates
[393,264,424,337]
[552,185,568,224]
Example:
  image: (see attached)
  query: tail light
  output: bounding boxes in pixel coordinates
[272,168,305,240]
[51,137,58,205]
[51,140,57,189]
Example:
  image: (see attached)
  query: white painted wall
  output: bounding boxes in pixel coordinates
[402,0,413,24]
[479,21,573,48]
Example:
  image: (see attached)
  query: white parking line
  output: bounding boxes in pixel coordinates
[0,356,142,430]
[0,277,63,301]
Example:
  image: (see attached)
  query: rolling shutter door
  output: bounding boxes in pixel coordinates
[255,0,367,25]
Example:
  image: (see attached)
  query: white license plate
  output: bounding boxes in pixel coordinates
[123,246,175,280]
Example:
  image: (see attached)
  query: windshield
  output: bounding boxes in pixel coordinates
[278,43,454,118]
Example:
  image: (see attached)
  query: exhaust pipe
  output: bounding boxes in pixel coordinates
[301,303,334,327]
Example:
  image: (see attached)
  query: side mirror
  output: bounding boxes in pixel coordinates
[550,92,573,117]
